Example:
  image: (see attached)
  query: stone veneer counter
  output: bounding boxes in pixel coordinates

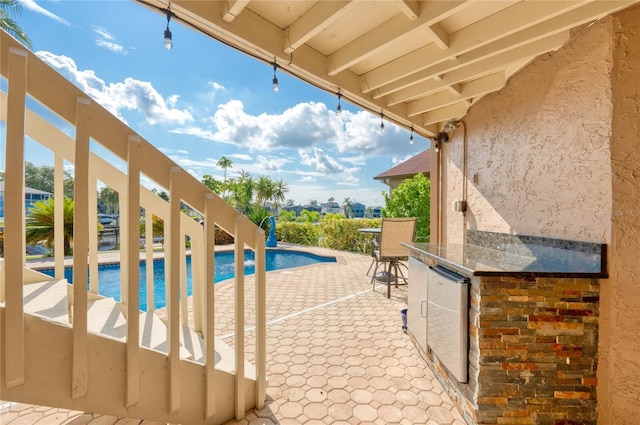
[404,232,604,425]
[404,241,606,278]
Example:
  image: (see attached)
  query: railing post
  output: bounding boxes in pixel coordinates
[72,97,91,399]
[125,135,141,407]
[254,230,267,409]
[3,46,28,389]
[204,193,216,418]
[234,215,246,420]
[168,166,182,413]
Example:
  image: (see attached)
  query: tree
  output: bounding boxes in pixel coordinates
[272,178,289,205]
[342,197,354,218]
[201,175,223,195]
[382,173,431,240]
[152,188,169,201]
[216,156,233,181]
[99,186,119,214]
[0,0,32,49]
[255,176,274,207]
[25,197,74,256]
[327,197,335,203]
[25,162,54,193]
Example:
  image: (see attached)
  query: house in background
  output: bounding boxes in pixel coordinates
[0,180,52,218]
[351,202,366,218]
[320,201,341,216]
[374,149,431,194]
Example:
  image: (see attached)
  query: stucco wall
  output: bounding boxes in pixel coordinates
[442,19,614,244]
[439,7,640,423]
[601,7,640,424]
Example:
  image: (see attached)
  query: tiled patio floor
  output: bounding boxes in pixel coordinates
[1,244,466,425]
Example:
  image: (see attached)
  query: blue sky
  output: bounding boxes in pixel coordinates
[14,0,428,206]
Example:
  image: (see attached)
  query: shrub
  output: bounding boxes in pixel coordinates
[318,218,381,253]
[383,173,430,240]
[275,222,319,246]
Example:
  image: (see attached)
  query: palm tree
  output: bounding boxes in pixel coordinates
[272,179,289,205]
[1,0,32,48]
[216,156,233,181]
[26,197,74,256]
[255,176,275,207]
[342,197,354,218]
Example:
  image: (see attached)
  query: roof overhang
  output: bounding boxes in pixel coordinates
[134,0,640,140]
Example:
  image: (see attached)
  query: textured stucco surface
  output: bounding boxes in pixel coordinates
[439,7,640,424]
[601,7,640,425]
[443,19,614,244]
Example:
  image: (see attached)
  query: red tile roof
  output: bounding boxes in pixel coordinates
[374,149,431,180]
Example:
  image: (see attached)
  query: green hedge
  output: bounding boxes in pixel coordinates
[275,218,381,253]
[318,218,380,253]
[275,222,320,246]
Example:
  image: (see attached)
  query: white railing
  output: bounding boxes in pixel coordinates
[0,29,266,420]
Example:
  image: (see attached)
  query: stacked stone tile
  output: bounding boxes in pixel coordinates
[424,275,599,425]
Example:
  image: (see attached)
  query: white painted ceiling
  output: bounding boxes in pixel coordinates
[135,0,640,139]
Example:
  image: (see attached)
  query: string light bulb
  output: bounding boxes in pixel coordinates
[272,61,279,92]
[163,10,173,50]
[336,91,342,115]
[409,126,414,144]
[380,111,385,133]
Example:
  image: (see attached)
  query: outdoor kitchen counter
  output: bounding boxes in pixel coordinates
[403,231,604,424]
[403,240,607,278]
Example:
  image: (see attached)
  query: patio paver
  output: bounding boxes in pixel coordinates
[2,244,466,425]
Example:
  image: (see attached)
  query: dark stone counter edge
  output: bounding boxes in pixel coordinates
[405,244,608,279]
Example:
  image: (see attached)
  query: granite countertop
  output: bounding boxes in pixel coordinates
[403,242,607,278]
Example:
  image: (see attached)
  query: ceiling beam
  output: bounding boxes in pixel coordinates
[283,1,352,54]
[360,0,595,93]
[222,0,251,23]
[424,23,450,50]
[395,0,420,20]
[327,0,467,76]
[422,103,470,126]
[374,0,633,98]
[383,32,569,106]
[406,72,505,117]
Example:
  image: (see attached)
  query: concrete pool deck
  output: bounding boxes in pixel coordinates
[2,244,466,425]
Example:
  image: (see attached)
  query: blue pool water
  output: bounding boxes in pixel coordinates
[39,249,335,311]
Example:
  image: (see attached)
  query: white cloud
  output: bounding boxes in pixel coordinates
[35,51,193,126]
[299,147,347,174]
[228,153,252,161]
[93,27,127,54]
[172,99,417,158]
[19,0,70,25]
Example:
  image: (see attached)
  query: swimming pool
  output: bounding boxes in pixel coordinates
[38,249,336,311]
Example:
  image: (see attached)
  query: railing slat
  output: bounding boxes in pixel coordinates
[255,231,267,409]
[168,166,182,413]
[234,216,246,420]
[72,97,91,399]
[145,208,155,312]
[191,233,203,334]
[204,193,216,418]
[88,175,99,294]
[3,46,28,389]
[125,135,141,407]
[180,229,188,325]
[54,153,65,280]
